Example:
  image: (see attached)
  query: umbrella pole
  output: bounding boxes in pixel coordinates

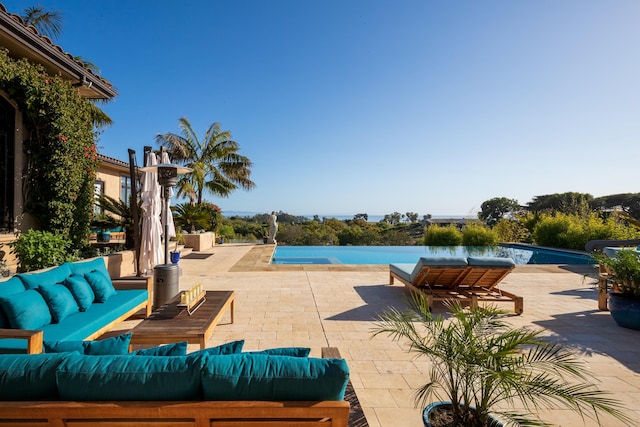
[163,186,170,265]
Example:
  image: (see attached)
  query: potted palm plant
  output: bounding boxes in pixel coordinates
[373,294,631,427]
[595,248,640,330]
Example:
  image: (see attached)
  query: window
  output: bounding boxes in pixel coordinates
[120,175,131,206]
[93,180,104,214]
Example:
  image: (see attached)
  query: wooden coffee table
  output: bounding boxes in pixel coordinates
[129,290,234,350]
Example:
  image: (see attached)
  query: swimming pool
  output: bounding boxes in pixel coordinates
[271,244,595,265]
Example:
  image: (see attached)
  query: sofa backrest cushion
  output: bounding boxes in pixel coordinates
[0,289,52,329]
[0,277,26,328]
[37,283,80,323]
[67,258,110,278]
[84,270,116,303]
[0,352,78,400]
[133,341,188,356]
[44,333,132,355]
[246,347,311,357]
[201,354,350,401]
[17,263,72,290]
[57,354,203,401]
[63,274,95,311]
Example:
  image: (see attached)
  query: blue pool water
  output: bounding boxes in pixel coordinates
[271,244,595,265]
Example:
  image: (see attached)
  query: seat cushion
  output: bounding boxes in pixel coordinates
[57,354,203,401]
[0,289,52,329]
[38,283,79,323]
[63,274,95,311]
[201,354,350,401]
[0,352,78,400]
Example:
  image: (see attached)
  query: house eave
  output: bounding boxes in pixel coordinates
[0,4,117,99]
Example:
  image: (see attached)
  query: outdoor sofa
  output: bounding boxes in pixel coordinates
[0,339,351,427]
[0,257,151,354]
[389,256,523,314]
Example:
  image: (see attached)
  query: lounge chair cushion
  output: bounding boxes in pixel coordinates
[44,333,132,355]
[0,352,78,400]
[63,274,95,311]
[133,341,188,356]
[84,270,117,303]
[467,257,515,268]
[0,289,52,330]
[201,354,349,401]
[38,283,80,323]
[57,354,203,401]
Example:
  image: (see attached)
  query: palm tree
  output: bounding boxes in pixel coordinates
[21,6,63,40]
[155,117,255,205]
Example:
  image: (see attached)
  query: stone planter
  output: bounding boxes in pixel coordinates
[182,232,215,251]
[423,402,503,427]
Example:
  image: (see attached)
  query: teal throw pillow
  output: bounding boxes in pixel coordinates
[37,283,79,323]
[0,276,25,328]
[0,352,78,400]
[56,354,202,401]
[44,333,132,355]
[63,274,95,311]
[201,354,350,401]
[133,341,188,356]
[247,347,311,357]
[187,339,244,357]
[84,270,116,303]
[0,289,52,329]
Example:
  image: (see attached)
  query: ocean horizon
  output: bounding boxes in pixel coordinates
[222,211,475,222]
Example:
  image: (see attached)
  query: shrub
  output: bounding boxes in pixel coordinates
[423,225,462,246]
[492,218,531,243]
[10,230,75,273]
[461,223,499,246]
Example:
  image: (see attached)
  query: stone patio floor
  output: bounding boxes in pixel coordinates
[116,243,640,427]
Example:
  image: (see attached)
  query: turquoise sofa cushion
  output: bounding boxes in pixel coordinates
[41,289,147,342]
[0,277,26,328]
[38,283,79,323]
[467,256,516,268]
[0,289,52,329]
[44,333,132,355]
[57,354,203,401]
[17,263,72,290]
[67,257,110,277]
[0,352,77,400]
[63,274,95,311]
[201,354,350,401]
[133,341,188,356]
[247,347,311,357]
[187,339,244,357]
[85,270,116,303]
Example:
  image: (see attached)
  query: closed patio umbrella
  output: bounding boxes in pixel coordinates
[139,151,163,275]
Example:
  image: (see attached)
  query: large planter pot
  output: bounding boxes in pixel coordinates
[170,251,181,264]
[608,292,640,330]
[97,231,111,243]
[423,402,503,427]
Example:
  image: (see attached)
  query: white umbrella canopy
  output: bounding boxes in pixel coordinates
[139,152,163,274]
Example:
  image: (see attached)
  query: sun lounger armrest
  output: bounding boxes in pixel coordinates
[0,328,43,354]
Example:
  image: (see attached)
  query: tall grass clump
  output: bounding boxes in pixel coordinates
[423,225,462,246]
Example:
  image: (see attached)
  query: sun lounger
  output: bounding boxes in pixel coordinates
[389,256,523,314]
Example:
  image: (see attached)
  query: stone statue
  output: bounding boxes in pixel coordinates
[268,211,278,244]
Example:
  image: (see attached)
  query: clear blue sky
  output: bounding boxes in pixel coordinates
[5,1,640,218]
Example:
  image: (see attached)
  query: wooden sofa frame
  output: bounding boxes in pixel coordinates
[0,276,152,354]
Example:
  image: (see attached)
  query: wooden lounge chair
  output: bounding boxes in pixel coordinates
[389,256,523,314]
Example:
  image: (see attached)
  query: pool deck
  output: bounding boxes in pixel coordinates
[115,243,640,427]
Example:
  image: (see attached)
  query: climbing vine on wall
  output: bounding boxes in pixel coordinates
[0,48,99,248]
